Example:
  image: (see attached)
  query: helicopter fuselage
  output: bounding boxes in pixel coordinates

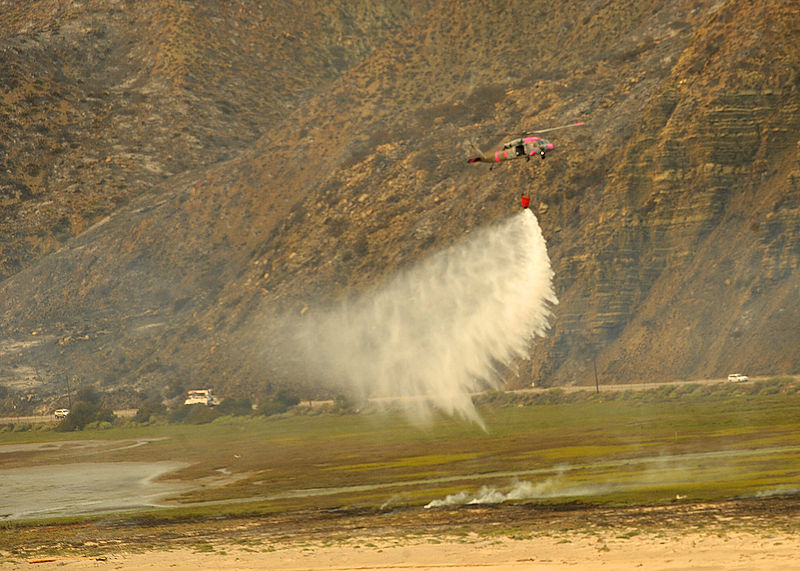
[465,121,583,208]
[499,136,554,161]
[468,136,555,165]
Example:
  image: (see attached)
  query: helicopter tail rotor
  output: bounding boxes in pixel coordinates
[464,139,487,163]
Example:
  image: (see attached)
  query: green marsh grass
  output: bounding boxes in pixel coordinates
[1,378,799,523]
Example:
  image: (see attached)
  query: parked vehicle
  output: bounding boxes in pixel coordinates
[54,408,70,418]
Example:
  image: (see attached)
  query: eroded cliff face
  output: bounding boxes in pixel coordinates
[533,0,800,385]
[0,0,797,402]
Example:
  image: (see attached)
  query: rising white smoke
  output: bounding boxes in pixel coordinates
[295,209,557,426]
[423,475,615,509]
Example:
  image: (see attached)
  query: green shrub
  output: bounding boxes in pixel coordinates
[169,404,219,424]
[216,397,253,417]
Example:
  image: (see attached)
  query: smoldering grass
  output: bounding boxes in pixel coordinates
[2,377,799,560]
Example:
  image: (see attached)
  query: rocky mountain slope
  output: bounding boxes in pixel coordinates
[1,0,798,406]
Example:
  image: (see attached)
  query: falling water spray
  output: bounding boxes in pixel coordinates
[294,208,557,426]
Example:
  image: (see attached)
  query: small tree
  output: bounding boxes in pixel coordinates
[258,390,300,417]
[333,393,356,414]
[75,385,102,405]
[275,389,300,407]
[133,399,167,423]
[57,401,116,431]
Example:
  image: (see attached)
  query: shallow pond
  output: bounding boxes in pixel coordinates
[1,440,189,521]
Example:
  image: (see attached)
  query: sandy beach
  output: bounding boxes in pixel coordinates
[11,530,800,570]
[4,499,799,570]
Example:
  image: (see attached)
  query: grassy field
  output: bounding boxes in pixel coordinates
[2,378,800,523]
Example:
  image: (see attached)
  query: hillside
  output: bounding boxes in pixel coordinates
[1,0,798,409]
[0,0,432,278]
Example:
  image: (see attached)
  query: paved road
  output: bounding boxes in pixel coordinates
[2,376,795,425]
[517,375,796,394]
[518,377,731,394]
[0,408,138,425]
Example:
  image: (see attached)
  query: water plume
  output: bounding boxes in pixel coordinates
[295,209,557,425]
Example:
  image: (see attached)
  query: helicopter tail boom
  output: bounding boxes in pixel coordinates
[466,140,488,163]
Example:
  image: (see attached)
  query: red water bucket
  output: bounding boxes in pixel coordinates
[520,195,531,209]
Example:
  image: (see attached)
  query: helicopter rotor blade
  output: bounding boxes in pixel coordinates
[523,122,585,135]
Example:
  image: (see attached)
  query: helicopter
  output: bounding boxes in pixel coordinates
[467,122,584,208]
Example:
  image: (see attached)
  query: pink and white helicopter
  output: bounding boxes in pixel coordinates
[467,122,584,208]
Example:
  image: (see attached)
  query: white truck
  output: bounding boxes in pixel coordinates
[727,373,749,383]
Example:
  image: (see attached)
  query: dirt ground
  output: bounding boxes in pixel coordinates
[3,497,799,570]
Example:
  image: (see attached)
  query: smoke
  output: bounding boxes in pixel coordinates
[293,209,557,426]
[753,486,799,498]
[424,473,614,509]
